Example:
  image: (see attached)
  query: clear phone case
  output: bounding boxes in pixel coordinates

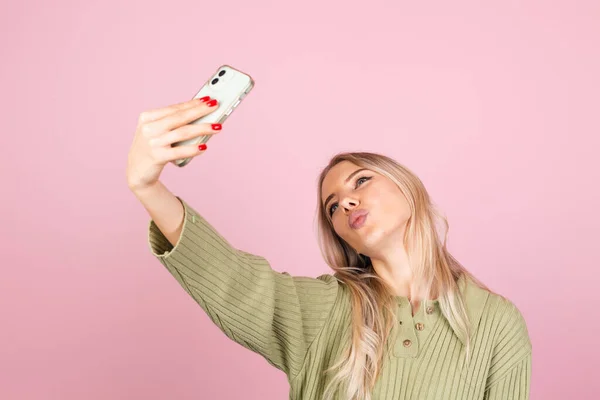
[172,64,255,167]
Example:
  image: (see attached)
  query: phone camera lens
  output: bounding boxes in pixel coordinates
[211,78,219,85]
[218,70,226,77]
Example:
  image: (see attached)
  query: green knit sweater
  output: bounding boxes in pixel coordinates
[148,197,532,399]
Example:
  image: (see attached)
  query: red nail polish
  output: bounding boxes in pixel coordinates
[198,96,210,102]
[206,99,218,107]
[198,144,207,151]
[211,123,222,131]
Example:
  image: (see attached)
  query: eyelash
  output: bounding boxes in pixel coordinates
[328,176,372,217]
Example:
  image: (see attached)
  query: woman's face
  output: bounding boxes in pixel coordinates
[321,161,411,257]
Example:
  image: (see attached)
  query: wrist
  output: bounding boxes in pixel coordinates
[130,180,161,198]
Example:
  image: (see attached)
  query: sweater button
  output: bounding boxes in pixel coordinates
[426,306,435,314]
[403,339,412,347]
[415,322,424,331]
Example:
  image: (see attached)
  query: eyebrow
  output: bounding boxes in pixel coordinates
[323,168,369,212]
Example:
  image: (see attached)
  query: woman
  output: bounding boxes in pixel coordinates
[127,97,532,400]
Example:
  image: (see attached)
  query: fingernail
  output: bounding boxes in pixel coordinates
[211,123,222,131]
[198,144,207,151]
[206,99,218,107]
[198,96,210,102]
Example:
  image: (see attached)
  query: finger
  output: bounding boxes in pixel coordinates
[156,143,207,163]
[150,122,222,147]
[150,99,219,133]
[138,97,210,124]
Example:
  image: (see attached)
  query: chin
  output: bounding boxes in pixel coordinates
[357,219,404,253]
[353,225,386,254]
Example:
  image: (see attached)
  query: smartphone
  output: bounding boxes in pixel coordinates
[171,64,255,167]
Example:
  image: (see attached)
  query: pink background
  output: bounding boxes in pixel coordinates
[1,0,598,399]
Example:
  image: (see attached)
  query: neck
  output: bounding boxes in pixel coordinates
[369,244,440,301]
[370,244,413,298]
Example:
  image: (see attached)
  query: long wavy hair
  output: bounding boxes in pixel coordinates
[315,151,492,400]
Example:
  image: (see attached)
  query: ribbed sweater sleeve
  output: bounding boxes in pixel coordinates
[483,300,533,399]
[147,196,340,378]
[483,354,531,399]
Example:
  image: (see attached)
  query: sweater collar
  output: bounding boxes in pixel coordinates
[393,275,490,346]
[447,275,490,346]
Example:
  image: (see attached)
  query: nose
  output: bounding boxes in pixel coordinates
[340,197,359,214]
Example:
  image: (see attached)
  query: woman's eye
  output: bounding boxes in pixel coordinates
[329,203,338,216]
[328,176,371,217]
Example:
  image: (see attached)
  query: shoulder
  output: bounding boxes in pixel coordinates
[315,273,352,321]
[477,290,533,387]
[482,290,532,352]
[291,273,340,291]
[462,277,531,352]
[285,273,341,303]
[316,273,339,285]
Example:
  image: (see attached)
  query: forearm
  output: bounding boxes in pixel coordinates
[131,180,184,247]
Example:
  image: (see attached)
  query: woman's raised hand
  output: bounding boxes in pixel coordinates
[126,96,221,191]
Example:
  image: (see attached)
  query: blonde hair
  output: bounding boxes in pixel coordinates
[316,151,492,400]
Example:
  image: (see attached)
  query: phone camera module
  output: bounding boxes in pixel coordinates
[211,78,219,85]
[218,70,226,77]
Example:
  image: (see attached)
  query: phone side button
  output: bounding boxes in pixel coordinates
[225,108,233,116]
[232,100,241,108]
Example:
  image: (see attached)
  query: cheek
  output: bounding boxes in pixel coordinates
[332,217,347,237]
[380,185,409,214]
[375,190,411,229]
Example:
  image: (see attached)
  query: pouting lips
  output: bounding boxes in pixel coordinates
[348,210,369,229]
[351,214,367,229]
